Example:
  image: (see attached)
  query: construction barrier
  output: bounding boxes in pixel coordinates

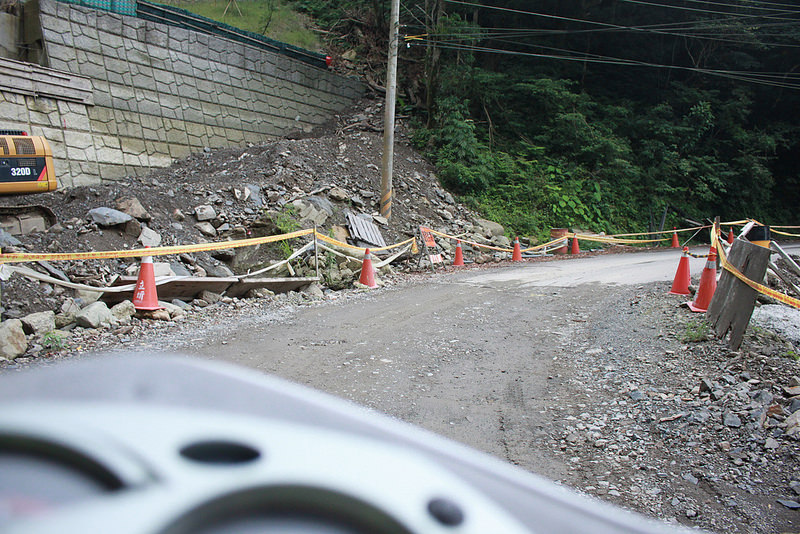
[0,229,416,264]
[0,217,796,310]
[712,231,800,310]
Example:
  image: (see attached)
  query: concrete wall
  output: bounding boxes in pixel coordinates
[0,0,363,187]
[0,13,17,58]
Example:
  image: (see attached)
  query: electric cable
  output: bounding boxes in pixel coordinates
[407,39,800,89]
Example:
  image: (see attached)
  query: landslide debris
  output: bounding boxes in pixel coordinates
[0,97,516,361]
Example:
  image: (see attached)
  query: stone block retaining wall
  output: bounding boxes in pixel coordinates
[0,0,363,187]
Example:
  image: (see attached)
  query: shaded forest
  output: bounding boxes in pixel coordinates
[294,0,800,238]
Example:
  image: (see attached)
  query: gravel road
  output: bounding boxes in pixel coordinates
[92,255,800,534]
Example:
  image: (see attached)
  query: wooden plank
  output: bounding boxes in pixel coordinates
[707,238,771,350]
[101,276,236,304]
[225,276,319,298]
[101,275,319,303]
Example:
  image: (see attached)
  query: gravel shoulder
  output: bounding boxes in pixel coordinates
[14,260,798,534]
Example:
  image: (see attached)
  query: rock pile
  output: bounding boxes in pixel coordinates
[0,97,517,361]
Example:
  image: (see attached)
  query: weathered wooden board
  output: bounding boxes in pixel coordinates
[707,238,771,350]
[101,275,319,303]
[224,277,319,298]
[101,276,236,304]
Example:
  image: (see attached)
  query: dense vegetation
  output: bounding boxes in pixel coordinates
[190,0,800,238]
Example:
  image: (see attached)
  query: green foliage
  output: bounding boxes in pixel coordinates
[298,0,798,232]
[41,331,67,352]
[681,320,710,343]
[271,206,300,258]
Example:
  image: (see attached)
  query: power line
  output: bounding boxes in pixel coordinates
[617,0,800,19]
[662,0,800,13]
[407,38,800,90]
[444,0,800,27]
[408,20,800,49]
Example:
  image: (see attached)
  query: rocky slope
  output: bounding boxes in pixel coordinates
[0,97,514,360]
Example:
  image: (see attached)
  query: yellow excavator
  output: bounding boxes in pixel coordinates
[0,130,58,235]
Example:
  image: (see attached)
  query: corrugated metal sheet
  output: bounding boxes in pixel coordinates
[346,212,386,248]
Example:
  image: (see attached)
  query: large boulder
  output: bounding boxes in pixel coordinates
[76,302,114,329]
[116,196,151,221]
[21,311,56,335]
[194,205,217,221]
[111,301,137,323]
[138,226,162,247]
[87,207,133,226]
[292,198,330,226]
[475,218,505,237]
[0,319,27,359]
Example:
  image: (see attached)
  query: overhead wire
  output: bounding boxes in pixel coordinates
[445,0,800,25]
[429,0,800,47]
[422,26,798,48]
[657,0,800,13]
[406,38,800,90]
[402,0,800,89]
[617,0,800,19]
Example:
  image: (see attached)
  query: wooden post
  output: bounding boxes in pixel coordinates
[706,238,771,350]
[314,226,319,280]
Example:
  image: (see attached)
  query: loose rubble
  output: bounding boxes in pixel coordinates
[549,284,800,533]
[0,97,521,357]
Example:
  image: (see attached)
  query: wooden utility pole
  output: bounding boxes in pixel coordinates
[380,0,400,221]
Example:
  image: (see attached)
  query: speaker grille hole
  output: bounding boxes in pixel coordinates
[180,441,260,465]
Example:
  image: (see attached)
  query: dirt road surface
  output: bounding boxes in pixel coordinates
[107,248,800,533]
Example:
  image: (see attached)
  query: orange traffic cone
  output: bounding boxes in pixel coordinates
[358,248,378,289]
[687,247,717,313]
[132,247,163,311]
[727,228,734,244]
[671,227,679,248]
[512,237,522,261]
[570,236,580,255]
[453,240,464,266]
[668,247,691,296]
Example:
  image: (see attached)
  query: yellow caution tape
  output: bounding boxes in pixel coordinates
[425,228,671,252]
[314,232,416,253]
[572,233,668,245]
[425,228,514,252]
[771,229,800,238]
[0,229,317,264]
[522,236,570,252]
[0,227,420,265]
[712,232,800,310]
[601,225,709,238]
